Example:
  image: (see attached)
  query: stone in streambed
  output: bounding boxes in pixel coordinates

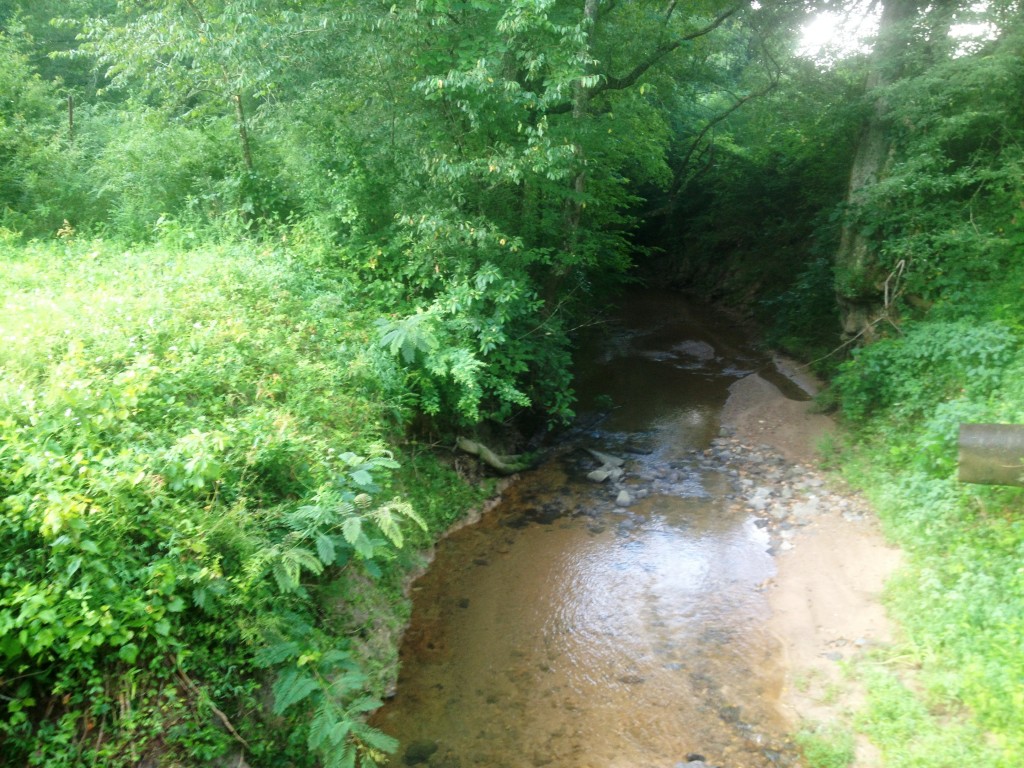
[791,498,821,521]
[403,740,438,765]
[615,489,633,507]
[587,449,625,467]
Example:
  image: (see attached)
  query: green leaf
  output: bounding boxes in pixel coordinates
[272,561,298,593]
[308,704,350,750]
[253,641,300,668]
[341,516,362,545]
[372,505,402,548]
[351,468,373,486]
[118,642,140,664]
[80,539,100,554]
[272,667,319,715]
[328,718,353,747]
[315,532,335,565]
[347,695,382,714]
[353,533,375,560]
[353,722,398,754]
[332,742,357,768]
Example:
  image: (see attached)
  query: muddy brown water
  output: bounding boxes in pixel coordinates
[372,293,804,768]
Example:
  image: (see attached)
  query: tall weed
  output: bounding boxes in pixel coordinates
[836,320,1024,767]
[0,239,443,766]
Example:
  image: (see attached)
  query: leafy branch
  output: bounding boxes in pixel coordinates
[545,4,743,114]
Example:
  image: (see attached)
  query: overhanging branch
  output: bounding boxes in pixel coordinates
[602,4,742,92]
[676,80,776,179]
[546,4,742,114]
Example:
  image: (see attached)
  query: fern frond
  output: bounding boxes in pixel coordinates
[271,667,319,715]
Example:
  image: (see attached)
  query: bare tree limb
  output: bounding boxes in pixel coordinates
[678,80,777,181]
[456,437,532,475]
[664,1,679,25]
[664,38,782,202]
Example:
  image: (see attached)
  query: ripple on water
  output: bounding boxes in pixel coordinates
[371,294,799,767]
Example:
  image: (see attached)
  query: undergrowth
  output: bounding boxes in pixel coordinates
[0,235,485,766]
[831,315,1024,767]
[795,723,855,768]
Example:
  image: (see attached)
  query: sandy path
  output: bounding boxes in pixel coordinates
[721,366,903,767]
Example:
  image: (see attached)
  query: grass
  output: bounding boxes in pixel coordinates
[826,316,1024,768]
[0,234,484,766]
[796,723,856,768]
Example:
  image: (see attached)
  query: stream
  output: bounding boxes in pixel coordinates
[371,293,808,768]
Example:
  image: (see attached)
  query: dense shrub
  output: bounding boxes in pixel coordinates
[0,31,65,235]
[834,315,1024,766]
[0,237,451,766]
[834,320,1021,423]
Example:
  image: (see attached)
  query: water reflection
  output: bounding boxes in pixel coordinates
[371,294,796,767]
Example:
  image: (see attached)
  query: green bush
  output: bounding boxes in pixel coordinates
[835,319,1024,766]
[0,239,436,766]
[795,723,855,768]
[0,31,65,235]
[833,320,1020,423]
[371,211,576,430]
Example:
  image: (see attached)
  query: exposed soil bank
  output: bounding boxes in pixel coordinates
[721,366,903,767]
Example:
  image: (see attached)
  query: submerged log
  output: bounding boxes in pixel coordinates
[958,424,1024,487]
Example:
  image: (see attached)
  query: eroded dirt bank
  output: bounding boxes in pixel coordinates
[720,365,903,768]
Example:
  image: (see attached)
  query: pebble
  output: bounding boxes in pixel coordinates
[575,430,871,555]
[701,435,872,552]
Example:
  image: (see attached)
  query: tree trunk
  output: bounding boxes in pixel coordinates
[563,0,600,251]
[234,93,254,173]
[834,0,920,339]
[544,0,600,306]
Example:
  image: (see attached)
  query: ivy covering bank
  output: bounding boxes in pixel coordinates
[0,236,486,767]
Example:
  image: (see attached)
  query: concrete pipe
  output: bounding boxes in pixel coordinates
[958,423,1024,487]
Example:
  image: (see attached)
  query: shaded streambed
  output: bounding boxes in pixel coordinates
[372,294,807,767]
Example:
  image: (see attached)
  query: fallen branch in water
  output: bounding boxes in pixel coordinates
[456,437,532,475]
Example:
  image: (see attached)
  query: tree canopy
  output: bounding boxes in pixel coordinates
[4,0,1024,765]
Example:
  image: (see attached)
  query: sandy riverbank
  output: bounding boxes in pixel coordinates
[720,366,903,768]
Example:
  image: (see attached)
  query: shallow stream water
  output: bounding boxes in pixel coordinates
[371,293,803,768]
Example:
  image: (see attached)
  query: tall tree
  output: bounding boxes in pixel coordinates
[833,0,922,339]
[76,1,296,176]
[0,30,60,226]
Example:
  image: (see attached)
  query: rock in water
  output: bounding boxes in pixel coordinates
[404,740,439,765]
[615,489,633,507]
[587,448,625,467]
[617,673,645,685]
